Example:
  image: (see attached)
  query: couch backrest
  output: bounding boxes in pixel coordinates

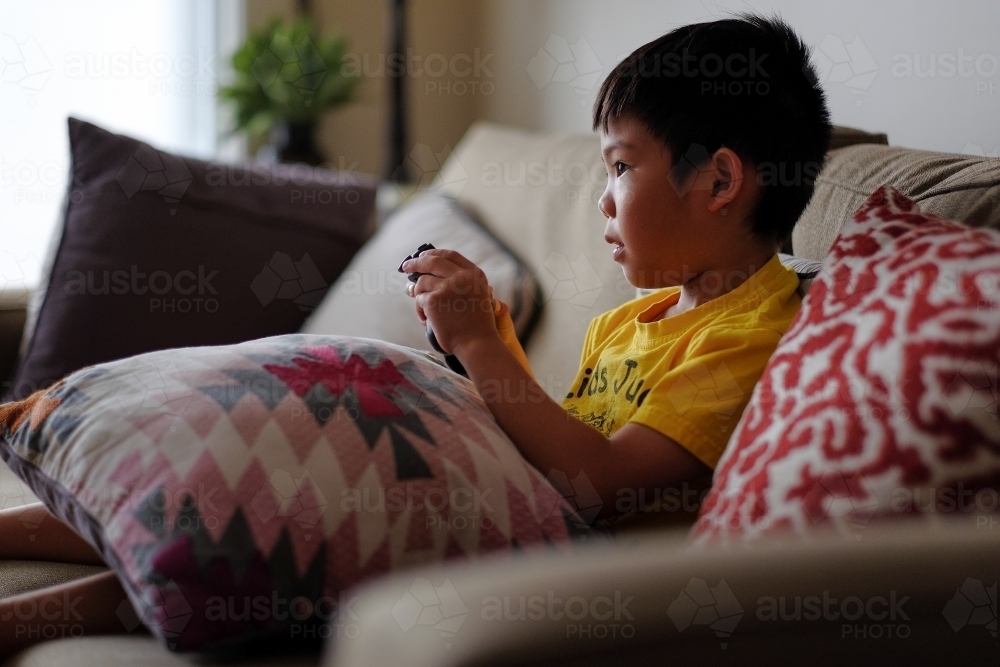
[794,145,1000,260]
[436,122,628,397]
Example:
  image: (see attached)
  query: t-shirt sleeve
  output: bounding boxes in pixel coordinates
[627,325,784,469]
[578,316,603,370]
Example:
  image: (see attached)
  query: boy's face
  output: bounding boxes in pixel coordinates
[598,115,713,289]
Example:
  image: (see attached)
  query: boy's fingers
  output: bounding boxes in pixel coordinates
[401,249,474,276]
[422,248,476,269]
[407,254,459,278]
[410,274,446,297]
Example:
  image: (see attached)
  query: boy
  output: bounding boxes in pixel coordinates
[401,14,831,519]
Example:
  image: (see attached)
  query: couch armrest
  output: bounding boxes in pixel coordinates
[327,520,997,666]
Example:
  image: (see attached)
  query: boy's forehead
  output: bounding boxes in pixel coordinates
[603,116,654,140]
[600,116,665,152]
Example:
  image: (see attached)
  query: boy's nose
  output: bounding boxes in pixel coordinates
[598,189,614,219]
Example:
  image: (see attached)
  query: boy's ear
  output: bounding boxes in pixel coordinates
[705,147,745,214]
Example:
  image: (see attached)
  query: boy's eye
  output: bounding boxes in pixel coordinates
[615,162,628,176]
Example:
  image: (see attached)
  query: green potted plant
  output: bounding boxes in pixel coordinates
[219,18,359,165]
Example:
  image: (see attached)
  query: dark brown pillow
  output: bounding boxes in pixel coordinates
[9,118,376,400]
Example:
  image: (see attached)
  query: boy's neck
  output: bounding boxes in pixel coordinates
[654,245,777,320]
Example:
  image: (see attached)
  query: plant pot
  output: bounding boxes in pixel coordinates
[272,121,324,166]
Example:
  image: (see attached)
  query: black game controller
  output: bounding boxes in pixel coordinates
[398,243,468,377]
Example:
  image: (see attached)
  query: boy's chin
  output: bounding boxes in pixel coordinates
[624,268,681,291]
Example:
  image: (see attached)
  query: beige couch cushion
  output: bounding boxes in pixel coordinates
[3,635,320,667]
[327,518,998,667]
[435,123,631,397]
[0,560,107,598]
[794,145,1000,260]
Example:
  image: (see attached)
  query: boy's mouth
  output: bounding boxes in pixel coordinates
[606,237,625,261]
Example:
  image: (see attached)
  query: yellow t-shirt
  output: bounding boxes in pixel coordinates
[561,254,800,469]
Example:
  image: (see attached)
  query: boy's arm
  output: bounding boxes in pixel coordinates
[455,334,708,516]
[403,248,708,516]
[491,298,533,377]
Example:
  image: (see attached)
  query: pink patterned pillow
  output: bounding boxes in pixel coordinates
[0,335,579,650]
[692,185,1000,543]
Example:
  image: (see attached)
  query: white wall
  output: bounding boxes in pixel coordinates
[479,0,1000,156]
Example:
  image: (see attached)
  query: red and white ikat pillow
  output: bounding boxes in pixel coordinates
[692,185,1000,542]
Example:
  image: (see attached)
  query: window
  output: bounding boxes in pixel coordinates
[1,0,245,298]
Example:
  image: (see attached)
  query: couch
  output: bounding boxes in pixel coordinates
[1,122,998,666]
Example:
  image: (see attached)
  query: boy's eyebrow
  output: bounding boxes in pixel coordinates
[601,141,635,158]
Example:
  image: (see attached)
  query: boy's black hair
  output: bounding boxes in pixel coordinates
[593,13,831,244]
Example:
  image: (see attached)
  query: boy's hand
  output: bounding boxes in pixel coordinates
[401,249,500,357]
